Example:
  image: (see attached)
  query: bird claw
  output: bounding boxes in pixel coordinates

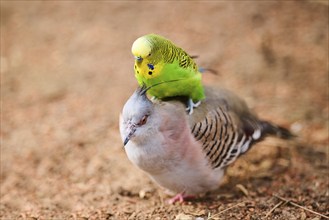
[186,99,201,115]
[167,193,185,204]
[167,192,196,204]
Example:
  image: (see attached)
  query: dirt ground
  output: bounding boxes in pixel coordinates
[1,1,328,219]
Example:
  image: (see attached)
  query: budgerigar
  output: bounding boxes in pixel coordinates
[119,86,293,204]
[131,34,205,114]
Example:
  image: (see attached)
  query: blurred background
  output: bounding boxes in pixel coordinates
[1,1,328,219]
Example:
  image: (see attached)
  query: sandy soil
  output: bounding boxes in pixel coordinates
[1,1,328,219]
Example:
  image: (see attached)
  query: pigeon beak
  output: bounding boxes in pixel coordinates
[123,137,130,146]
[123,126,136,147]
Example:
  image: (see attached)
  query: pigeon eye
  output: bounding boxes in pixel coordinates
[137,115,148,126]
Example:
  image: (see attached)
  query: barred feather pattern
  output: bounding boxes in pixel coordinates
[148,36,198,72]
[191,107,257,169]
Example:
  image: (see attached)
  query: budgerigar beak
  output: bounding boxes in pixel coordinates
[123,126,136,147]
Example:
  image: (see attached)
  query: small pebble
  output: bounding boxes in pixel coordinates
[175,213,194,220]
[300,212,306,220]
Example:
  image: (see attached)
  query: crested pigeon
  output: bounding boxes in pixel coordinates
[119,86,293,203]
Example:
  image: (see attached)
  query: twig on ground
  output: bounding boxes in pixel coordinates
[265,201,286,218]
[273,194,329,219]
[157,191,165,208]
[208,202,246,220]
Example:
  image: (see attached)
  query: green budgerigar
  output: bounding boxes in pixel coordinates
[131,34,205,114]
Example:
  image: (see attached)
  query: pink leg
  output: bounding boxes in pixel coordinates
[167,191,196,204]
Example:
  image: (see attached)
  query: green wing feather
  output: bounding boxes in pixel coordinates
[147,34,198,71]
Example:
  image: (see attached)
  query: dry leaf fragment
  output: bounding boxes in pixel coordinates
[236,184,249,196]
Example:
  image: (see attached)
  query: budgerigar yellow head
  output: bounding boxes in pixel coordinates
[131,36,152,60]
[132,34,164,79]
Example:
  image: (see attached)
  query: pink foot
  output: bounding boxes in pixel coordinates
[167,192,196,204]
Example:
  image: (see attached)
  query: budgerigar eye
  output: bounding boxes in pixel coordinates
[135,56,143,62]
[137,115,148,126]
